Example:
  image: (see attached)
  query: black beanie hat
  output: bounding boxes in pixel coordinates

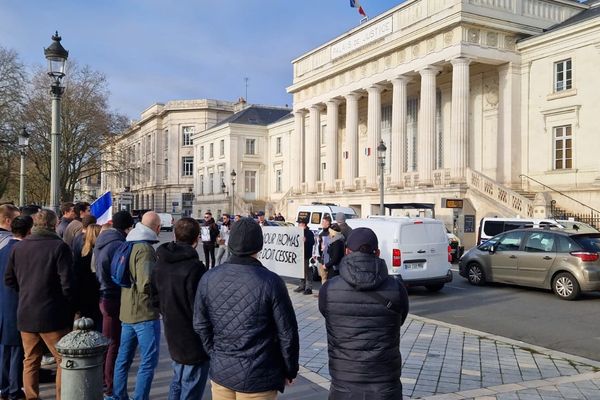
[228,217,264,256]
[112,211,134,231]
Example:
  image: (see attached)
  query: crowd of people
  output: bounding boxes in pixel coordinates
[0,201,409,400]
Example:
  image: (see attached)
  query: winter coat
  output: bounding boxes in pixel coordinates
[303,226,315,259]
[325,234,345,271]
[318,227,330,263]
[94,228,127,299]
[56,217,72,239]
[318,251,409,388]
[151,242,208,365]
[72,233,101,324]
[193,255,299,393]
[338,222,353,244]
[201,219,219,247]
[0,228,13,252]
[0,239,21,345]
[4,229,75,333]
[63,219,83,248]
[119,224,159,324]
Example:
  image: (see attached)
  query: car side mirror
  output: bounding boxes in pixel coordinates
[489,245,496,254]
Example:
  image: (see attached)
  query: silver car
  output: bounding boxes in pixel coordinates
[459,228,600,300]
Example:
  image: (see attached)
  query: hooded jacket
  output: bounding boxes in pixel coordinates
[318,251,409,387]
[193,255,299,393]
[119,223,159,324]
[151,242,208,365]
[93,228,127,299]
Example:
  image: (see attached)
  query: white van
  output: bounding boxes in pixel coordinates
[296,203,358,233]
[477,217,563,245]
[346,216,453,291]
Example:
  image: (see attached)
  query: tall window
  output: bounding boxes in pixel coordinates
[435,89,443,169]
[199,175,204,195]
[554,125,572,170]
[163,130,168,153]
[199,146,204,161]
[219,171,225,193]
[146,135,152,154]
[320,162,326,181]
[245,171,256,193]
[406,97,419,172]
[182,126,194,146]
[182,156,194,176]
[163,159,168,180]
[276,169,282,192]
[209,143,214,159]
[554,59,572,92]
[321,123,327,145]
[381,105,392,174]
[220,139,225,156]
[276,137,282,154]
[209,173,214,194]
[245,139,256,155]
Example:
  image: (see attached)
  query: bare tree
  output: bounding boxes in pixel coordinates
[0,46,26,199]
[22,62,129,203]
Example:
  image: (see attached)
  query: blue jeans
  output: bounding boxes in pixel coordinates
[0,345,24,399]
[168,361,209,400]
[112,320,161,400]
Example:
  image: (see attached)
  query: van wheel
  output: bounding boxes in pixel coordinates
[425,283,444,292]
[467,263,485,286]
[552,272,580,301]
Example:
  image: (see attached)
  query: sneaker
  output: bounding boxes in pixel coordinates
[41,355,55,366]
[303,288,313,295]
[293,286,305,293]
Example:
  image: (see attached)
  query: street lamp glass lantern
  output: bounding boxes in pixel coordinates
[377,140,387,163]
[230,169,237,184]
[44,32,69,79]
[18,127,30,148]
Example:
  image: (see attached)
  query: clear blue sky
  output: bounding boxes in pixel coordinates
[1,0,403,119]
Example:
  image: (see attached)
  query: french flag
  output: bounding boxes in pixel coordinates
[91,191,113,225]
[350,0,367,17]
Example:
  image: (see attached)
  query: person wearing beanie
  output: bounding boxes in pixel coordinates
[92,210,134,399]
[335,213,353,245]
[194,217,299,399]
[319,227,409,400]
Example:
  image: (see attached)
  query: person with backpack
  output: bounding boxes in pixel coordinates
[112,211,161,400]
[93,211,134,399]
[318,228,409,400]
[150,218,209,399]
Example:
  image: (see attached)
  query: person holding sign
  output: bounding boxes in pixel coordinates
[200,212,219,268]
[293,217,315,295]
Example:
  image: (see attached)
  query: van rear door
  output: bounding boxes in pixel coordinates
[399,221,449,281]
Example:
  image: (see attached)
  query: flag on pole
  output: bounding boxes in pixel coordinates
[350,0,367,17]
[91,191,113,225]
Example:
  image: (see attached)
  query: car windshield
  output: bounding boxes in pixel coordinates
[573,234,600,252]
[478,236,500,251]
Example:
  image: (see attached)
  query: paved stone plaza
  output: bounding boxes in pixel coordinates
[39,283,600,399]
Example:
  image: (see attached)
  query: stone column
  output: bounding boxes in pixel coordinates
[498,62,521,186]
[344,93,360,190]
[325,99,340,192]
[450,58,471,182]
[366,84,384,189]
[418,66,440,186]
[391,76,409,187]
[291,110,305,193]
[306,105,321,193]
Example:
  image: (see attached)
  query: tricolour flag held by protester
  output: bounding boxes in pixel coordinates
[91,191,113,225]
[350,0,367,17]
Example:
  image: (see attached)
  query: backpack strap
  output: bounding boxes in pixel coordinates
[363,290,404,314]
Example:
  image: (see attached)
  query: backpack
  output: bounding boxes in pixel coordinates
[110,241,144,288]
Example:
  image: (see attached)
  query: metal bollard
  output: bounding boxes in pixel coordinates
[56,317,110,400]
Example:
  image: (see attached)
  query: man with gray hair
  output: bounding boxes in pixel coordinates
[0,204,20,252]
[112,211,161,400]
[4,209,75,400]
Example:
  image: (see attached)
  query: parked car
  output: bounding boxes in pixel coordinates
[459,228,600,300]
[346,216,453,292]
[477,217,563,245]
[157,213,174,231]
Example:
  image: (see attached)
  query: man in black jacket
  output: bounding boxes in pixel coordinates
[200,212,219,268]
[151,217,208,400]
[193,217,299,400]
[293,217,316,295]
[319,227,409,400]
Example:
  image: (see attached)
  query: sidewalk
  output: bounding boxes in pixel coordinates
[39,283,600,399]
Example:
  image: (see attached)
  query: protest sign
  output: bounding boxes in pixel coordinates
[257,226,304,278]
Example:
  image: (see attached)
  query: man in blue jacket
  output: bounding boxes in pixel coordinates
[194,217,299,400]
[0,215,32,400]
[93,210,134,399]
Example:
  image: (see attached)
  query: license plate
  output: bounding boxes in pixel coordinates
[405,262,424,270]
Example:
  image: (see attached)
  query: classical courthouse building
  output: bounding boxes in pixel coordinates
[104,0,600,248]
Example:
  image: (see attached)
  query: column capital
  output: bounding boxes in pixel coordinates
[365,83,386,94]
[293,109,307,116]
[417,65,442,76]
[326,98,342,107]
[344,92,361,102]
[390,75,410,86]
[309,104,324,112]
[450,57,472,67]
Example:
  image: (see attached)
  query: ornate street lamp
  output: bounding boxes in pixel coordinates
[230,169,237,215]
[18,127,30,207]
[377,140,387,215]
[44,31,69,213]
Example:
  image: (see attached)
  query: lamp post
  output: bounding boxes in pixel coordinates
[18,127,30,207]
[377,140,387,215]
[230,169,237,215]
[44,31,69,213]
